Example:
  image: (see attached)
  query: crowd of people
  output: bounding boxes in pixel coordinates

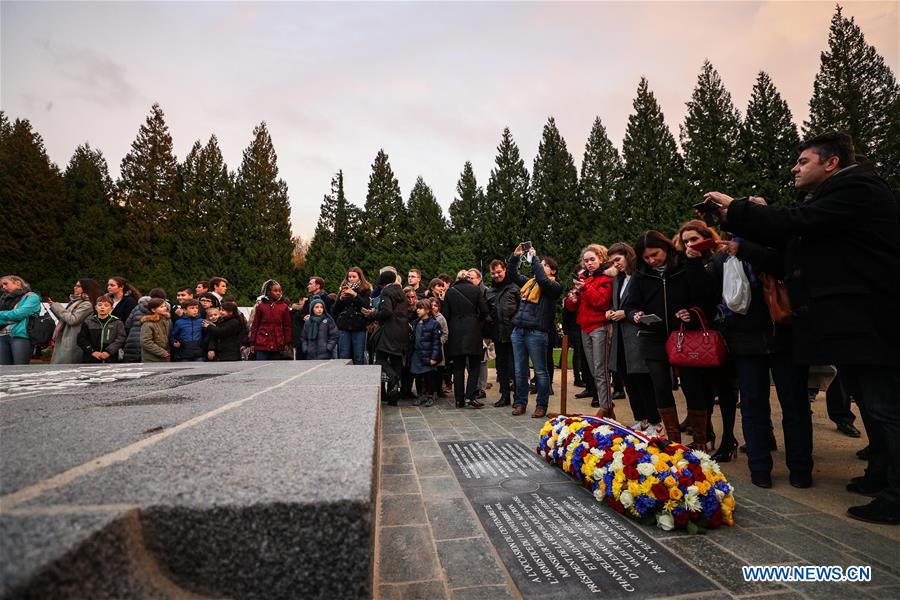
[1,132,897,525]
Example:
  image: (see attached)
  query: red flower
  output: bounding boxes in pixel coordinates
[678,476,693,489]
[674,512,689,527]
[652,483,669,501]
[607,498,625,513]
[709,511,723,528]
[624,465,639,480]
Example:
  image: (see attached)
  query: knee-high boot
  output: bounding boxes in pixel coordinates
[658,407,681,443]
[688,409,709,451]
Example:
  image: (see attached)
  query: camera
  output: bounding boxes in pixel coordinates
[519,241,532,252]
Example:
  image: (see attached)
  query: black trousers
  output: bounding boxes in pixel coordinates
[826,370,856,426]
[735,353,812,476]
[840,365,900,505]
[646,360,710,411]
[452,354,481,403]
[495,341,515,403]
[376,351,403,402]
[614,334,656,422]
[711,360,739,445]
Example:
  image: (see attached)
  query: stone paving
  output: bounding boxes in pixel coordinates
[374,385,900,600]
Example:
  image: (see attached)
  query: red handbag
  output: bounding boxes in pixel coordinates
[665,307,727,368]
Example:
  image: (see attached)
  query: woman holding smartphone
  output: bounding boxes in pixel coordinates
[623,231,718,448]
[333,267,372,365]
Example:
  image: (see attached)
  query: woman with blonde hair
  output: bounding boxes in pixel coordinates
[334,266,373,365]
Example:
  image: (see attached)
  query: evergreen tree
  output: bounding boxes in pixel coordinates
[0,115,68,296]
[448,161,488,267]
[359,149,405,274]
[620,78,689,240]
[62,144,123,281]
[305,170,362,287]
[235,122,295,298]
[401,176,448,277]
[581,116,624,245]
[805,6,900,186]
[176,135,232,283]
[742,71,801,205]
[680,60,744,196]
[118,103,179,291]
[485,128,530,261]
[531,117,580,268]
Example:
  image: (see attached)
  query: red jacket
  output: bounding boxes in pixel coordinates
[564,271,614,333]
[250,299,292,351]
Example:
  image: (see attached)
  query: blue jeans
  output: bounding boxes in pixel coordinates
[339,329,367,365]
[255,350,284,361]
[0,335,32,365]
[511,328,549,409]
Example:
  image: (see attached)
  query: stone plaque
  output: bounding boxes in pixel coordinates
[440,439,717,599]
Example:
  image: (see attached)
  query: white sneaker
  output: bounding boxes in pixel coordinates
[629,421,643,431]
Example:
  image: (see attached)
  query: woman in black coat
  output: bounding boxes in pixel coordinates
[204,301,246,361]
[368,271,408,405]
[333,267,373,365]
[623,231,718,449]
[443,271,489,409]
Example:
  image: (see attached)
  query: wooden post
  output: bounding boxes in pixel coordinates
[549,334,569,418]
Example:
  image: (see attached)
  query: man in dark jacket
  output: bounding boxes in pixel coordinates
[714,131,900,525]
[486,259,520,407]
[370,271,408,405]
[443,271,489,408]
[506,245,563,418]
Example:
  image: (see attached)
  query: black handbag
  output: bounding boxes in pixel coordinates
[27,304,56,347]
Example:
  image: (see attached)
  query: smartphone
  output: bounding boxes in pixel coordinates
[692,199,720,214]
[520,241,532,252]
[639,314,662,325]
[688,237,718,253]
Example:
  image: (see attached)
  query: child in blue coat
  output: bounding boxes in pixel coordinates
[410,299,442,407]
[300,299,339,360]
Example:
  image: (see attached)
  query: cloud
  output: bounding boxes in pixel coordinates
[45,41,139,108]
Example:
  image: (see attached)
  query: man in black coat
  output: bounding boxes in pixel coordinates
[443,271,489,409]
[486,259,520,407]
[711,131,900,525]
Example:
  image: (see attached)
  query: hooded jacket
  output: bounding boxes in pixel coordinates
[300,300,340,359]
[250,283,292,353]
[564,269,615,334]
[507,253,563,334]
[140,312,172,362]
[170,314,207,361]
[206,314,245,361]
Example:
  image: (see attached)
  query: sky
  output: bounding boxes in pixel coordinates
[2,1,897,240]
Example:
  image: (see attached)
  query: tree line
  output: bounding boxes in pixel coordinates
[2,7,896,303]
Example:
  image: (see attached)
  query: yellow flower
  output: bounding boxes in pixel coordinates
[664,476,677,488]
[724,513,734,526]
[612,479,624,497]
[663,500,678,512]
[647,446,659,455]
[640,479,654,495]
[628,481,642,497]
[613,471,626,484]
[655,460,670,473]
[722,495,735,509]
[696,481,711,495]
[669,487,683,500]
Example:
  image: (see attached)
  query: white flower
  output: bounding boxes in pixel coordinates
[596,467,608,477]
[684,494,701,512]
[687,485,699,496]
[656,513,675,531]
[650,454,659,465]
[571,435,582,445]
[613,450,624,461]
[597,425,613,435]
[637,463,656,477]
[593,488,605,502]
[610,458,624,472]
[715,489,725,501]
[676,460,689,470]
[590,448,603,458]
[620,490,634,509]
[633,442,648,451]
[692,449,711,460]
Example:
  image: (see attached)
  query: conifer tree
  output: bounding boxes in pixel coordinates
[680,60,744,195]
[305,170,361,287]
[485,128,530,261]
[0,115,68,295]
[448,161,488,267]
[118,103,179,290]
[62,144,123,280]
[401,176,448,277]
[805,6,899,185]
[359,149,405,274]
[531,117,580,268]
[176,135,232,283]
[620,78,689,240]
[742,71,801,205]
[235,122,295,296]
[581,116,624,245]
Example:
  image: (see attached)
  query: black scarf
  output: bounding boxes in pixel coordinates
[0,287,28,312]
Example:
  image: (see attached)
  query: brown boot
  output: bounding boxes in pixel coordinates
[688,409,709,451]
[657,407,682,443]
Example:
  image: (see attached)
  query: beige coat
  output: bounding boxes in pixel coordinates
[49,299,93,364]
